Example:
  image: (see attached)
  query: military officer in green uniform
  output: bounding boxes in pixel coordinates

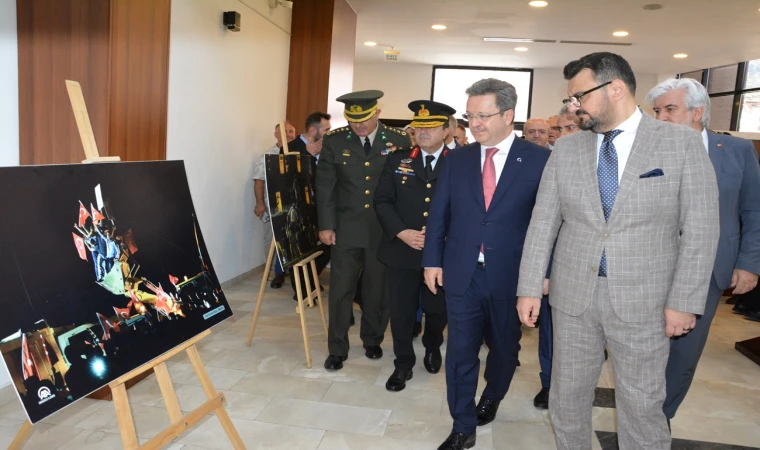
[317,90,412,370]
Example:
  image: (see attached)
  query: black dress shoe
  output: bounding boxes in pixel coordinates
[270,273,284,289]
[746,310,760,322]
[476,396,500,426]
[424,349,442,374]
[533,387,549,409]
[437,431,476,450]
[324,354,347,371]
[726,297,737,305]
[733,302,750,314]
[412,321,422,338]
[385,369,413,391]
[364,345,383,359]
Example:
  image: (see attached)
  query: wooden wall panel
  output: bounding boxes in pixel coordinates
[17,0,111,165]
[108,0,171,162]
[286,0,338,134]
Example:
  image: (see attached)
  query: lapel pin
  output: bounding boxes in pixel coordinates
[516,157,522,162]
[717,143,723,147]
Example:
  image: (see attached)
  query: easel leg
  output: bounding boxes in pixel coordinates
[112,383,140,450]
[154,362,183,424]
[8,419,33,450]
[293,267,312,368]
[186,345,245,449]
[248,240,276,346]
[303,263,314,308]
[311,260,328,336]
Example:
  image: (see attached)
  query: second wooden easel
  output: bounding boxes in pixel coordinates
[9,80,245,449]
[246,122,327,368]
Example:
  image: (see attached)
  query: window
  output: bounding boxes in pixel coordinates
[431,66,533,143]
[680,58,760,131]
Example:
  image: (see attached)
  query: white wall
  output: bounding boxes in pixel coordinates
[353,62,660,121]
[0,0,16,389]
[166,0,291,283]
[0,0,19,168]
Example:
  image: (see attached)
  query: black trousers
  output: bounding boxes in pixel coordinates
[289,247,331,295]
[387,266,447,372]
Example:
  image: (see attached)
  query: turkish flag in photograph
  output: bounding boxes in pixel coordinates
[78,201,91,227]
[72,233,87,261]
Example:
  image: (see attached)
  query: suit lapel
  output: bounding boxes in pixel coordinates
[707,131,723,175]
[428,150,446,181]
[468,145,486,213]
[488,138,528,211]
[608,113,658,224]
[579,131,606,223]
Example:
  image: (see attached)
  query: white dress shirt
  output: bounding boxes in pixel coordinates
[701,128,709,154]
[422,145,445,170]
[446,140,457,150]
[479,133,517,262]
[253,144,281,180]
[595,108,643,183]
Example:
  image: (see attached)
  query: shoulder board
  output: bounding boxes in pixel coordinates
[326,126,349,136]
[386,127,407,136]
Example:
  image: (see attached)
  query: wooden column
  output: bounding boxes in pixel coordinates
[286,0,357,133]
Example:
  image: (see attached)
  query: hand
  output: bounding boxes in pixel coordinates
[543,278,550,296]
[424,268,443,295]
[517,296,542,327]
[319,230,336,246]
[664,308,697,337]
[731,269,758,295]
[397,229,425,250]
[254,203,267,219]
[305,138,323,157]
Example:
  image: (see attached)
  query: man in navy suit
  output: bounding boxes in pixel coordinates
[423,78,550,450]
[647,78,760,422]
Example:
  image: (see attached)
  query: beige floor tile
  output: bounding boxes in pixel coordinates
[205,349,301,374]
[671,414,760,447]
[321,381,443,414]
[40,398,109,427]
[492,422,557,450]
[167,362,247,390]
[72,402,173,439]
[176,416,324,450]
[290,362,382,385]
[677,393,760,421]
[166,385,272,421]
[58,429,125,449]
[257,397,391,436]
[229,372,332,401]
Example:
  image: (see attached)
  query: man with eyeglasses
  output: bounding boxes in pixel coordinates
[423,78,550,450]
[556,104,581,138]
[517,52,719,449]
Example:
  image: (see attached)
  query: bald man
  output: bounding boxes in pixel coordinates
[547,115,558,149]
[523,118,550,148]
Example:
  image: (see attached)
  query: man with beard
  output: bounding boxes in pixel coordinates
[517,52,719,449]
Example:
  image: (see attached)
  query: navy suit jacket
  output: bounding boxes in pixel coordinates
[708,131,760,289]
[422,137,551,300]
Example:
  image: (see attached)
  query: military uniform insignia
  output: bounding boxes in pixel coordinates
[386,142,393,147]
[343,149,351,157]
[401,158,413,164]
[381,145,398,156]
[418,104,430,117]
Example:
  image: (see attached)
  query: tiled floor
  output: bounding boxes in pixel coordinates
[1,272,760,449]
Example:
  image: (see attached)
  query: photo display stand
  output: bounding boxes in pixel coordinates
[246,122,327,368]
[9,80,245,450]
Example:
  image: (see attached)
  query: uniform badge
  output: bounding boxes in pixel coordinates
[401,158,413,164]
[343,149,351,157]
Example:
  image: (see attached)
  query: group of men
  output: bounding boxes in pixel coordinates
[254,50,760,450]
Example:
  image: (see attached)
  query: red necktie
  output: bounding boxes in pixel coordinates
[483,147,499,210]
[481,147,499,255]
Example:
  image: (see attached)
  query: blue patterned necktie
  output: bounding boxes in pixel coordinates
[598,129,623,276]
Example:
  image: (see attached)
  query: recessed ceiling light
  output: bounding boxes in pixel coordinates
[529,1,548,6]
[612,31,629,37]
[673,53,688,59]
[364,41,377,47]
[515,47,529,52]
[431,24,447,30]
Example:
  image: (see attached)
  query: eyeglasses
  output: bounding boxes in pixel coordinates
[462,111,503,123]
[563,81,611,108]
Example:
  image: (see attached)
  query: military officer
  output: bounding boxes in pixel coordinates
[317,90,412,370]
[375,100,454,391]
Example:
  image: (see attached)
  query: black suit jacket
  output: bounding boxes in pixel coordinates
[280,136,309,157]
[374,146,448,270]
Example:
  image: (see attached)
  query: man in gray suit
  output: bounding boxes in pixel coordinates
[516,52,720,449]
[647,77,760,421]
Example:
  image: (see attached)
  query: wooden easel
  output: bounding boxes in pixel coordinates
[9,81,245,449]
[246,122,328,368]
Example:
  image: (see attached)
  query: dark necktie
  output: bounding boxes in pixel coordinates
[363,137,371,154]
[597,129,623,276]
[425,154,435,179]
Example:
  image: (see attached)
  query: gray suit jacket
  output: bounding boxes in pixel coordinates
[517,113,720,322]
[708,131,760,290]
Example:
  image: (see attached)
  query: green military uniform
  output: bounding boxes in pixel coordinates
[316,90,412,362]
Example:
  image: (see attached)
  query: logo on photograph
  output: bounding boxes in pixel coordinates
[37,386,55,405]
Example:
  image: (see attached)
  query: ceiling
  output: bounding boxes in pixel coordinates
[347,0,760,74]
